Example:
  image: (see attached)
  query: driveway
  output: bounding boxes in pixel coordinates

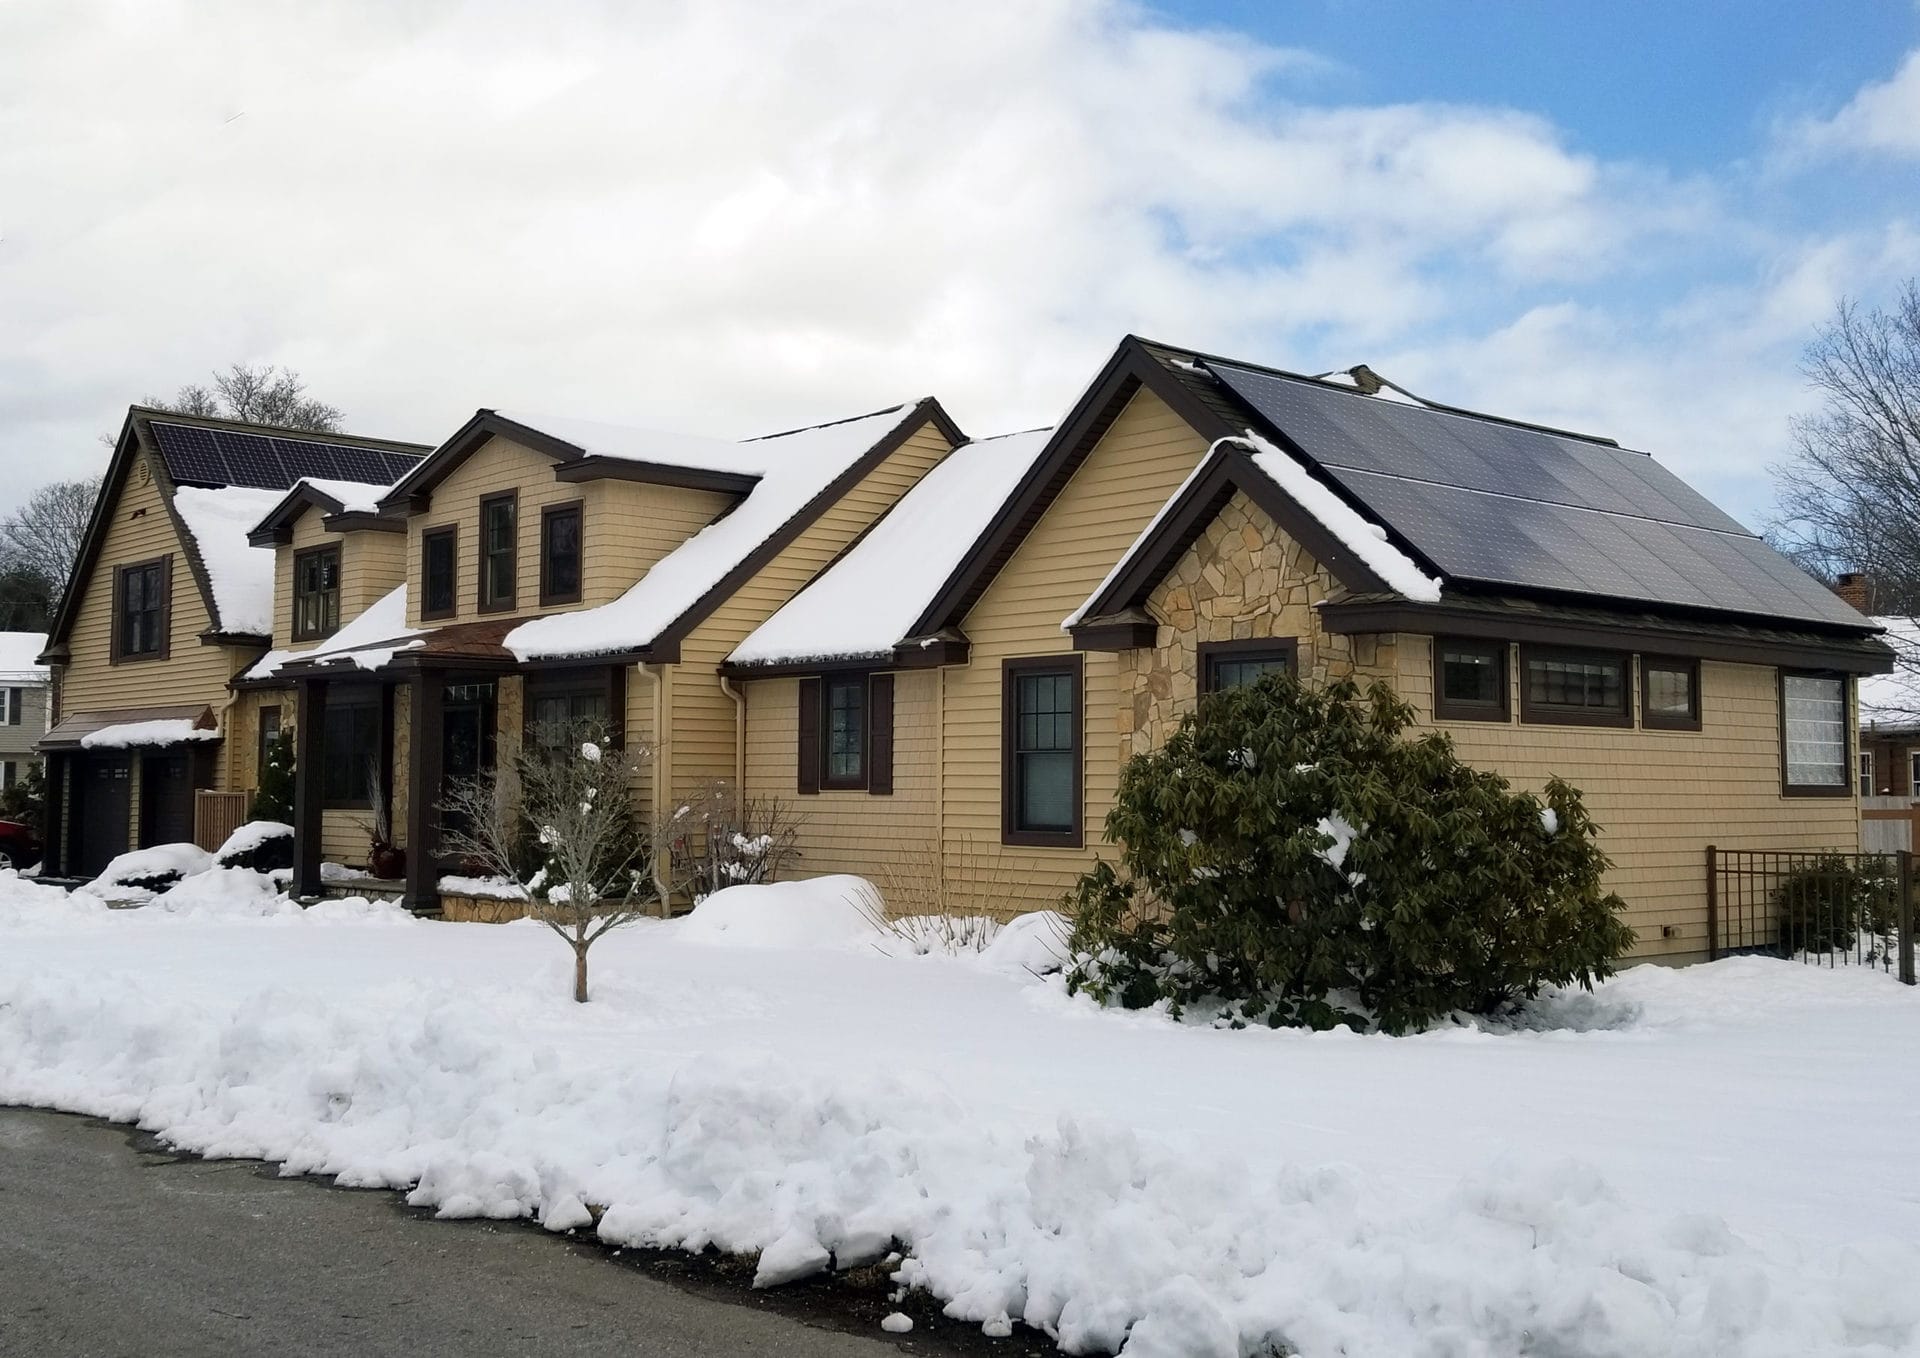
[0,1107,970,1357]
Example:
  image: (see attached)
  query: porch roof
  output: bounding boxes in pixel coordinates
[41,704,219,752]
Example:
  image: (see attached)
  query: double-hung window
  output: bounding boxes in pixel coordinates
[1782,672,1850,796]
[1002,657,1081,846]
[114,558,167,661]
[292,546,341,641]
[796,673,893,796]
[478,492,517,612]
[1860,751,1876,799]
[421,527,457,620]
[823,675,866,788]
[321,690,383,809]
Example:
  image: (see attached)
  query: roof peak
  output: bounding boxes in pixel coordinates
[131,405,431,454]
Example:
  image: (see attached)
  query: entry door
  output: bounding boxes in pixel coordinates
[140,753,196,848]
[74,755,132,876]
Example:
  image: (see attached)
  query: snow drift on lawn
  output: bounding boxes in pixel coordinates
[1,873,1917,1356]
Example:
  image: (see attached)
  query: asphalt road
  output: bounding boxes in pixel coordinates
[0,1107,923,1358]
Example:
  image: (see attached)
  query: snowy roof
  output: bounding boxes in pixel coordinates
[81,718,223,750]
[295,477,391,515]
[172,486,287,636]
[506,403,935,661]
[731,429,1053,667]
[0,632,50,684]
[245,584,420,681]
[1860,616,1920,728]
[1065,431,1441,630]
[1311,367,1431,407]
[490,411,772,479]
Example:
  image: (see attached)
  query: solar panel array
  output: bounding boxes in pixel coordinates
[1206,361,1867,629]
[148,422,423,492]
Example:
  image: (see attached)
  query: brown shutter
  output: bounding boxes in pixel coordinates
[109,565,125,663]
[868,673,894,796]
[7,689,20,726]
[157,555,173,659]
[797,677,821,794]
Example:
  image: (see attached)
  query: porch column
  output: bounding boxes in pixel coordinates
[41,752,65,878]
[403,670,445,914]
[292,677,328,898]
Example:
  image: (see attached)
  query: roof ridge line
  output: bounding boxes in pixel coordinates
[741,400,921,443]
[133,407,431,453]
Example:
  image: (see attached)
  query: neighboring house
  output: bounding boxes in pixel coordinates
[1857,614,1920,850]
[36,408,427,877]
[723,337,1891,961]
[0,632,51,790]
[242,400,966,911]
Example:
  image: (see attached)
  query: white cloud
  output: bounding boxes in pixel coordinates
[0,0,1903,534]
[1786,48,1920,159]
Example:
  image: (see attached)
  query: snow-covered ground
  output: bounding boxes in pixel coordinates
[2,868,1917,1356]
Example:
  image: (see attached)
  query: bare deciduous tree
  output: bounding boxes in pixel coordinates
[439,725,656,1002]
[0,477,102,614]
[147,362,344,432]
[1768,281,1920,613]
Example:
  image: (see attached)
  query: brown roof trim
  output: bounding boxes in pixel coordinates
[1066,442,1396,640]
[324,511,406,535]
[647,399,966,651]
[199,628,271,648]
[719,632,972,681]
[907,337,1242,639]
[552,456,760,495]
[1071,610,1159,652]
[128,405,430,456]
[1320,597,1896,674]
[245,481,404,545]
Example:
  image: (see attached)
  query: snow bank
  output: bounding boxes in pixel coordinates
[0,868,105,925]
[81,843,217,903]
[976,910,1071,974]
[172,485,284,636]
[146,867,297,918]
[506,405,922,661]
[730,428,1052,666]
[674,876,883,949]
[81,718,220,749]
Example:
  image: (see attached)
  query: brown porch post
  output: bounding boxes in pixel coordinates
[292,677,328,898]
[403,670,445,915]
[42,752,66,878]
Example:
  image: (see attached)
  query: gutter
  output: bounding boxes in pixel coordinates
[718,673,746,793]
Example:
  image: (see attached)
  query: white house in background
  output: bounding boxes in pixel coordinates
[1857,615,1920,851]
[0,632,51,789]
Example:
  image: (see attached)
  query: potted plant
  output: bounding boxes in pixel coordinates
[362,757,406,880]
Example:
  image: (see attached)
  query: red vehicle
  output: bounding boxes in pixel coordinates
[0,818,41,871]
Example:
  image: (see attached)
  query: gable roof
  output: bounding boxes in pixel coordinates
[727,427,1054,672]
[505,400,962,663]
[247,476,406,546]
[45,409,427,656]
[918,336,1884,649]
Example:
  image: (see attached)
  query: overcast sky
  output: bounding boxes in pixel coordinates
[3,0,1917,524]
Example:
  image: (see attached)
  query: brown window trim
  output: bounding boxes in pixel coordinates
[1640,654,1702,732]
[477,490,519,614]
[1432,636,1508,722]
[1198,638,1299,695]
[538,500,585,607]
[1517,644,1632,728]
[420,525,458,621]
[291,544,342,642]
[1779,669,1854,798]
[1001,654,1083,849]
[110,555,171,664]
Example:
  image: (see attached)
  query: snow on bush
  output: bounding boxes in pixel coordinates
[976,911,1071,974]
[80,843,217,904]
[674,875,885,950]
[214,821,294,872]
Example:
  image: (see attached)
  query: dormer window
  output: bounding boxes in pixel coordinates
[293,546,342,641]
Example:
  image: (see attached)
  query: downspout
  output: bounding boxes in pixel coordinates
[718,674,746,794]
[634,662,672,914]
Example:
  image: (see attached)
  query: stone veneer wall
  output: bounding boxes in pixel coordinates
[1118,491,1397,763]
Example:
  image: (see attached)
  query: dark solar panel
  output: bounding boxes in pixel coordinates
[1206,361,1867,629]
[148,421,421,491]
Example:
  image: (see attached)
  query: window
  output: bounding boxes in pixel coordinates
[478,492,517,612]
[257,705,281,781]
[525,671,617,754]
[1781,672,1850,796]
[321,691,383,809]
[292,546,341,641]
[1910,750,1920,796]
[1519,646,1630,727]
[1860,751,1876,798]
[1003,657,1081,846]
[421,527,457,620]
[1199,639,1298,695]
[114,558,167,661]
[796,674,893,796]
[1641,656,1701,731]
[823,675,866,788]
[1,762,14,790]
[1433,638,1507,721]
[0,689,9,724]
[540,502,583,606]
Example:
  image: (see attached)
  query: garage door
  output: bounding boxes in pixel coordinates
[74,755,132,877]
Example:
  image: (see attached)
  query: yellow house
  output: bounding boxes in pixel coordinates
[723,337,1892,962]
[37,408,425,877]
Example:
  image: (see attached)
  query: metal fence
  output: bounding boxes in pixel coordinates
[1707,846,1916,984]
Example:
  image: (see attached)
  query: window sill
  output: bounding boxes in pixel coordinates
[1781,783,1853,799]
[1432,703,1508,723]
[1642,713,1702,732]
[1002,828,1083,849]
[1518,708,1634,729]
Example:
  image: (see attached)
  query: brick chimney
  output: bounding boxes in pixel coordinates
[1835,572,1870,612]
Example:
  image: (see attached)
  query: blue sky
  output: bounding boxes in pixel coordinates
[3,1,1918,526]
